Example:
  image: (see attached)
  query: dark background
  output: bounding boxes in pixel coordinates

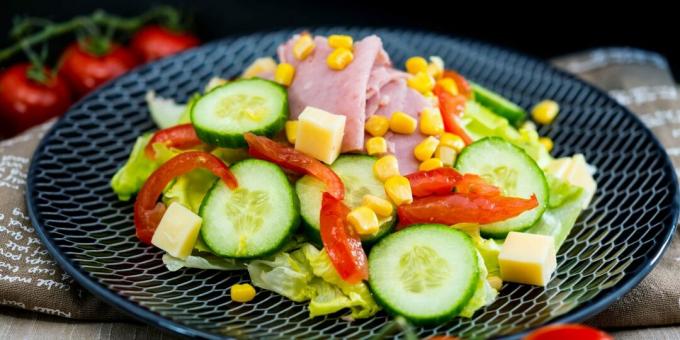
[1,0,678,79]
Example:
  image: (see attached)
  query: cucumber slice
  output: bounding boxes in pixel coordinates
[368,224,479,325]
[191,78,288,148]
[471,83,526,126]
[199,159,299,258]
[455,137,548,238]
[295,155,396,244]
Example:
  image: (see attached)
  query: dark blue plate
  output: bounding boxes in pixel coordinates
[26,28,679,339]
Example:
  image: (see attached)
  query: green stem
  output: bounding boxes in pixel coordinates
[0,6,179,62]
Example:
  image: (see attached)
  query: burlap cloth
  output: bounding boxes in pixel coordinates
[0,48,678,332]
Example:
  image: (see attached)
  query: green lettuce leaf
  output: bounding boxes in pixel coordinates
[459,251,498,318]
[453,224,502,277]
[525,189,589,250]
[547,174,583,208]
[146,91,187,129]
[463,101,552,168]
[177,93,201,125]
[247,243,380,319]
[110,134,180,201]
[162,169,216,213]
[162,252,246,272]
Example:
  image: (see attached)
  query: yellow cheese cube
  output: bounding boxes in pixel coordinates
[295,107,346,164]
[285,121,298,144]
[435,145,457,167]
[499,232,557,286]
[389,112,417,134]
[366,137,387,155]
[365,115,390,137]
[414,136,440,161]
[347,206,380,235]
[151,202,203,259]
[419,107,445,136]
[384,175,413,206]
[362,194,394,217]
[373,155,400,182]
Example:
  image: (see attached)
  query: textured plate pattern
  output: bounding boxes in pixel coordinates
[27,28,678,339]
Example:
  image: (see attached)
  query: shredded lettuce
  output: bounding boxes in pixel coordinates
[146,91,187,129]
[163,252,245,272]
[163,169,216,213]
[463,101,552,168]
[177,93,201,125]
[111,134,180,201]
[247,243,380,319]
[459,251,498,318]
[547,174,583,208]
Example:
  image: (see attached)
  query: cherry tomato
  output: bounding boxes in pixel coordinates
[319,192,368,284]
[525,324,612,340]
[134,151,237,244]
[397,193,538,228]
[442,70,473,99]
[145,123,202,159]
[433,85,473,145]
[131,25,200,62]
[244,132,345,200]
[406,167,463,197]
[59,42,139,97]
[0,63,72,137]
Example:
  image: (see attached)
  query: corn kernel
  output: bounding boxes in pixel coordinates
[419,107,445,136]
[419,158,443,171]
[327,48,354,70]
[285,121,298,144]
[531,99,559,125]
[539,137,554,152]
[436,78,459,96]
[231,283,256,302]
[389,112,417,134]
[362,194,394,217]
[407,71,435,95]
[427,56,444,79]
[274,63,295,86]
[365,115,390,137]
[439,133,465,153]
[347,206,380,235]
[241,57,277,79]
[384,175,413,206]
[405,56,428,75]
[366,137,387,155]
[293,34,315,60]
[414,136,440,162]
[374,155,400,182]
[435,145,457,167]
[328,35,353,49]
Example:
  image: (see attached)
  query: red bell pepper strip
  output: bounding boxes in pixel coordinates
[434,86,473,145]
[144,124,203,159]
[455,174,502,197]
[319,192,369,284]
[405,168,502,198]
[442,70,473,99]
[406,167,463,197]
[134,151,237,244]
[397,193,538,228]
[244,132,345,200]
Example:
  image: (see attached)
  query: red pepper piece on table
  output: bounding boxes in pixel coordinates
[144,123,202,159]
[243,132,345,200]
[134,151,237,244]
[319,192,368,284]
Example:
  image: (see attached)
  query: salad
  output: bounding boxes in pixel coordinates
[111,33,596,325]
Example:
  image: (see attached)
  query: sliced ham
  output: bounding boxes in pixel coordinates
[279,35,390,152]
[276,33,431,173]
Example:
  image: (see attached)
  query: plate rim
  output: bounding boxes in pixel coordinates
[25,27,680,339]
